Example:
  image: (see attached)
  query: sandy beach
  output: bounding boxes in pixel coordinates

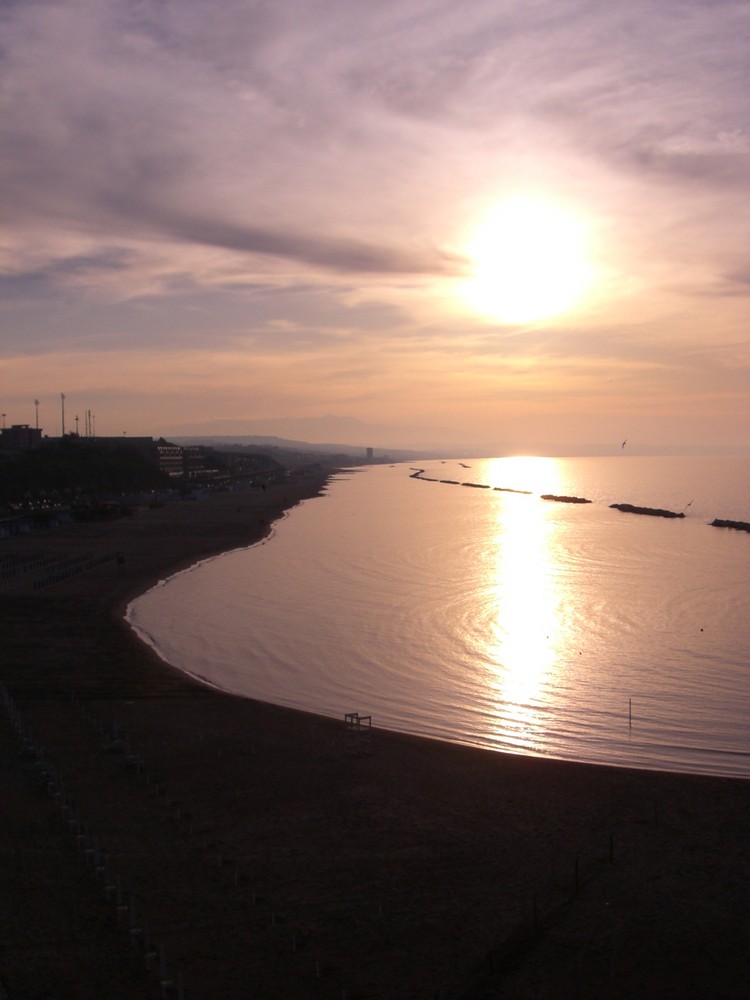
[1,470,748,999]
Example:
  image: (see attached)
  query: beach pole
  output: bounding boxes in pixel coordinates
[93,836,103,877]
[143,922,156,970]
[159,945,172,994]
[116,876,126,920]
[129,895,141,945]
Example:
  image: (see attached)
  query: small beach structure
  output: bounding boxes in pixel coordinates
[345,712,372,755]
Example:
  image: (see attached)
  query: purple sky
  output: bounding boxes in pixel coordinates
[1,0,749,452]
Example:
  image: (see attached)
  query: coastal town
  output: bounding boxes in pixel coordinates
[0,415,375,543]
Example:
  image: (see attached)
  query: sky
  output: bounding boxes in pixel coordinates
[1,0,749,454]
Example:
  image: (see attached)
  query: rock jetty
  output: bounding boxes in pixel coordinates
[541,494,592,504]
[610,503,684,519]
[710,518,750,533]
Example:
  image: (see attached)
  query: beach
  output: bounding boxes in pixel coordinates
[1,471,748,999]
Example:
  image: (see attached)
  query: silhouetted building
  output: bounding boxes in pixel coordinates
[0,424,43,452]
[155,439,184,478]
[92,435,184,479]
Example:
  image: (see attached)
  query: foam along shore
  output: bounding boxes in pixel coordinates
[1,469,749,999]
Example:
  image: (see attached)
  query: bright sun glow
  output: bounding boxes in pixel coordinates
[460,195,594,324]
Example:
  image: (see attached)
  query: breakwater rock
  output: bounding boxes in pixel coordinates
[710,518,750,533]
[541,494,592,504]
[610,503,684,519]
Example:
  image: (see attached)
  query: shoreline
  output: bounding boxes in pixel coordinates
[1,470,749,998]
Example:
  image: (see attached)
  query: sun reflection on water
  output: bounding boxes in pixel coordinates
[483,457,565,743]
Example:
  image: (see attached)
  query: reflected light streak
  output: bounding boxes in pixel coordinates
[486,454,559,496]
[484,458,564,740]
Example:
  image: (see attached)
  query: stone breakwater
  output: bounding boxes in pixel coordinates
[711,518,750,533]
[541,495,592,504]
[410,468,748,532]
[609,503,685,519]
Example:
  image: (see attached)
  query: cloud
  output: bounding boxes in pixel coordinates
[0,0,748,447]
[1,0,471,279]
[97,199,461,276]
[0,249,133,299]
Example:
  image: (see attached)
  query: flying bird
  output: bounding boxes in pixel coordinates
[621,439,627,449]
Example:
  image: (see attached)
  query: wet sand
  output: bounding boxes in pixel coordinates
[1,471,748,999]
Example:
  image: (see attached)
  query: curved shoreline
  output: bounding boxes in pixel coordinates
[125,469,749,780]
[1,466,749,997]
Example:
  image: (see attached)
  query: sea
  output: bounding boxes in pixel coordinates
[127,454,750,779]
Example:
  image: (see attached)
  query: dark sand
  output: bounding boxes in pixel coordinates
[1,471,748,999]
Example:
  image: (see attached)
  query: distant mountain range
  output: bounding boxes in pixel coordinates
[164,414,477,459]
[162,414,744,459]
[168,433,448,463]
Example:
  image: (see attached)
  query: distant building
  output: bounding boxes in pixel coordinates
[366,447,374,460]
[92,435,184,479]
[94,436,156,450]
[79,435,231,482]
[154,439,184,479]
[0,424,43,452]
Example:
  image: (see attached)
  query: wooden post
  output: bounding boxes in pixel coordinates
[159,945,172,993]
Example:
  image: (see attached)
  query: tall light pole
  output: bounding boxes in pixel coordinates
[60,393,66,436]
[34,399,39,429]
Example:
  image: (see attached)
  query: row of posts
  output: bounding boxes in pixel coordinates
[0,682,185,998]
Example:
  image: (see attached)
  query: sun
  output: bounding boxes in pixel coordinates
[459,194,594,324]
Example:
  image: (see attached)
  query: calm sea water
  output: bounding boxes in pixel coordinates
[127,455,750,778]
